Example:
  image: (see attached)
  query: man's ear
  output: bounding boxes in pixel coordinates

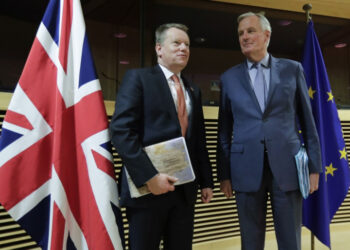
[155,43,162,58]
[264,30,271,43]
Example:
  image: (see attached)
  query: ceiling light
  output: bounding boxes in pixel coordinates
[114,33,127,38]
[194,37,206,43]
[334,42,347,48]
[278,20,292,26]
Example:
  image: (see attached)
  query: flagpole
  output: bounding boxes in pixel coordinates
[302,5,315,250]
[303,3,312,23]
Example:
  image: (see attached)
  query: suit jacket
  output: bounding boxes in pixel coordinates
[217,55,322,192]
[110,65,213,207]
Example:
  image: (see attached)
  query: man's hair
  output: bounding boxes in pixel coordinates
[155,23,189,45]
[237,12,271,47]
[237,12,272,33]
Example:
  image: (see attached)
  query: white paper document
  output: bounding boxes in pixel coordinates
[126,137,195,198]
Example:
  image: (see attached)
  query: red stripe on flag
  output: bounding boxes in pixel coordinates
[4,110,33,130]
[19,38,61,128]
[92,150,115,179]
[0,39,56,209]
[73,91,109,142]
[51,203,65,250]
[59,0,73,72]
[0,135,53,209]
[53,102,114,249]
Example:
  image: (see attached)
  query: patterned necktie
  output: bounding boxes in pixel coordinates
[171,74,188,136]
[253,63,267,112]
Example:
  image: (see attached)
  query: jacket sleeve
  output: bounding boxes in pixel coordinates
[217,77,233,181]
[194,89,214,189]
[109,70,158,187]
[296,63,322,173]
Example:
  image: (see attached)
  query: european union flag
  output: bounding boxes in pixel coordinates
[301,20,350,248]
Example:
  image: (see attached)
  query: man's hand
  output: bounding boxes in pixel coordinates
[220,180,233,198]
[201,188,213,203]
[309,173,320,194]
[146,174,178,195]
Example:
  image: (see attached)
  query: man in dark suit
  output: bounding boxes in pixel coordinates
[109,23,213,250]
[217,12,322,250]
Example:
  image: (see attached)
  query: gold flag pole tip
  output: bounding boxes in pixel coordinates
[303,3,313,23]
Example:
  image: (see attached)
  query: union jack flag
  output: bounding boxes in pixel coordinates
[0,0,123,249]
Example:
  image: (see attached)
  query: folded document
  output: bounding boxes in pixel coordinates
[126,137,195,198]
[294,146,310,199]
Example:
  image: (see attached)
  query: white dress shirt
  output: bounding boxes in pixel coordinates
[247,53,271,93]
[159,64,192,116]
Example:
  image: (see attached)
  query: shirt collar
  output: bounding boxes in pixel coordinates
[247,53,270,69]
[158,64,181,80]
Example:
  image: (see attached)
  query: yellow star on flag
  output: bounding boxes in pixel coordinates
[325,163,337,181]
[327,91,334,102]
[308,86,316,99]
[339,147,347,160]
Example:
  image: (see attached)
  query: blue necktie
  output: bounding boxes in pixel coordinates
[253,63,267,112]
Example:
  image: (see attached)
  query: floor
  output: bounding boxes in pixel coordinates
[193,223,350,250]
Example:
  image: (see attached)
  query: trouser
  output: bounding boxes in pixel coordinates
[235,152,302,250]
[126,187,195,250]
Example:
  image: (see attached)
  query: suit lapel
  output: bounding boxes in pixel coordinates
[265,56,280,112]
[151,65,179,120]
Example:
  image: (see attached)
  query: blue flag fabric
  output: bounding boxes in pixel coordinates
[301,20,350,248]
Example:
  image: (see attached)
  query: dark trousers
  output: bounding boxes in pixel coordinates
[126,187,195,250]
[235,153,302,250]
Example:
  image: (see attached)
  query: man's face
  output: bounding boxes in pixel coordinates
[238,15,270,61]
[156,27,190,73]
